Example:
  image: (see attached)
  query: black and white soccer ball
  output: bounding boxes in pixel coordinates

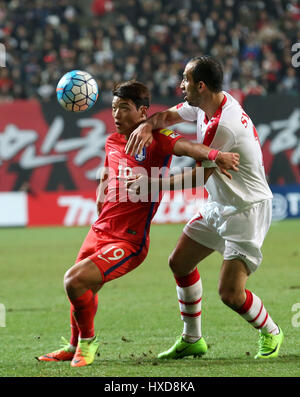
[56,70,98,112]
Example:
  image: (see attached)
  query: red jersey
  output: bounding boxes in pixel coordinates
[92,128,182,249]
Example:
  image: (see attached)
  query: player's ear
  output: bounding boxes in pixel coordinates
[197,81,205,92]
[139,105,148,120]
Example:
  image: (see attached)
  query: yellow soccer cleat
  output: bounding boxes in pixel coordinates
[71,336,100,367]
[158,336,207,359]
[255,327,284,359]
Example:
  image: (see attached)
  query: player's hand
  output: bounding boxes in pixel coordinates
[124,174,149,196]
[215,152,240,180]
[124,174,160,197]
[125,122,154,156]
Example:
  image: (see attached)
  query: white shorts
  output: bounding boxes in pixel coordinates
[183,199,272,273]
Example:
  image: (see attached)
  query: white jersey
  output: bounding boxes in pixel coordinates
[177,91,273,209]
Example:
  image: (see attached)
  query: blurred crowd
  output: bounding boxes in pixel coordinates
[0,0,300,105]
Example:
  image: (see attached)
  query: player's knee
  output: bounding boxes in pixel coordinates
[64,261,103,296]
[168,253,178,274]
[218,286,244,309]
[168,253,186,276]
[64,267,84,294]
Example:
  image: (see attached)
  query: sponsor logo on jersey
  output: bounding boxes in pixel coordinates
[134,147,146,162]
[176,102,183,109]
[159,129,180,139]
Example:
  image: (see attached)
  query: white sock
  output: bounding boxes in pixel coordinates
[79,336,95,342]
[176,275,202,343]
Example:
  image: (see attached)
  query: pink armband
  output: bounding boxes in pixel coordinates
[208,149,219,161]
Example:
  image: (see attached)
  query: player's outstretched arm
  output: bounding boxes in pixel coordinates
[125,106,184,156]
[173,138,239,179]
[125,167,214,197]
[160,167,214,191]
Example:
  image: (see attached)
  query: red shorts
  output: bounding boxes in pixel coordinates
[75,227,148,283]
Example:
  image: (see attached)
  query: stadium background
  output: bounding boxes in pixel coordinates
[0,0,300,226]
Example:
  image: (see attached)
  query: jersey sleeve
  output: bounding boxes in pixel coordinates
[153,128,183,155]
[99,151,109,181]
[103,139,109,167]
[176,101,198,122]
[104,154,108,167]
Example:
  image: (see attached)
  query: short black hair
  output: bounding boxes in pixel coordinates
[113,80,151,109]
[188,55,223,92]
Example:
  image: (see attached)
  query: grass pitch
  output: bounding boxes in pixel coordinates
[0,221,300,377]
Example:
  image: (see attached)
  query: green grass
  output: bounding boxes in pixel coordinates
[0,221,300,377]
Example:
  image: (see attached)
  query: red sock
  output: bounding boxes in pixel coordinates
[70,303,79,346]
[70,290,98,339]
[174,268,200,287]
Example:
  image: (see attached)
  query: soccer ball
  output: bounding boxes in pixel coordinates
[56,70,99,112]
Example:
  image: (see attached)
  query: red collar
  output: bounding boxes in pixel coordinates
[204,94,227,124]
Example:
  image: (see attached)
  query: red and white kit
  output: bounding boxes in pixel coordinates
[177,92,273,272]
[76,129,182,283]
